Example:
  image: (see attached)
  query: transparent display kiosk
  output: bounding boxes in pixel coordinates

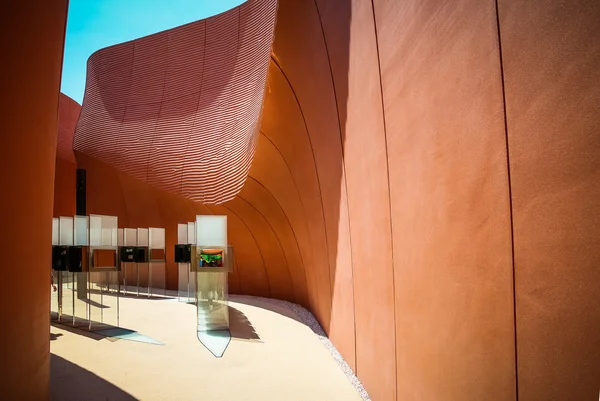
[51,214,120,330]
[119,227,166,297]
[176,215,234,357]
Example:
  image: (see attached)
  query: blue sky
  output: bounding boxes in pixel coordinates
[61,0,246,104]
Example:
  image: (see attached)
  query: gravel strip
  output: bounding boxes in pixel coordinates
[231,295,371,401]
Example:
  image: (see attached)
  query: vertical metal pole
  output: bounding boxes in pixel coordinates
[101,271,106,324]
[149,263,153,298]
[88,272,92,330]
[187,264,190,303]
[71,272,75,326]
[57,272,62,321]
[117,271,120,327]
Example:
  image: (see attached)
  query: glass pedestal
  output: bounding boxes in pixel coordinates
[196,271,230,357]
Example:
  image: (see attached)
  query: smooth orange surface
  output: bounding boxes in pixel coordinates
[374,1,517,399]
[51,0,600,400]
[316,1,395,397]
[93,249,117,268]
[499,0,600,399]
[0,1,68,399]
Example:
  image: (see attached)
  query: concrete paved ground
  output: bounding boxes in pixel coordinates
[50,294,362,401]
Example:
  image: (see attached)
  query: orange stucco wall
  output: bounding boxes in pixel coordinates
[52,0,600,400]
[499,0,600,399]
[375,1,516,399]
[0,1,68,399]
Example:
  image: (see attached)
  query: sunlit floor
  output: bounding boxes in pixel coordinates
[50,293,363,401]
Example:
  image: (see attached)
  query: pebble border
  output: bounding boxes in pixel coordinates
[231,294,371,401]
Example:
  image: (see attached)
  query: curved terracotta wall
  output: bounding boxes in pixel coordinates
[498,0,600,400]
[73,0,277,204]
[374,1,517,399]
[54,93,81,217]
[61,0,600,400]
[0,1,68,399]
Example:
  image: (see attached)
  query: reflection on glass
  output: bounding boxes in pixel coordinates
[88,271,119,330]
[196,271,229,332]
[101,271,119,328]
[178,263,190,302]
[149,262,166,297]
[59,271,74,323]
[50,270,60,320]
[137,263,149,297]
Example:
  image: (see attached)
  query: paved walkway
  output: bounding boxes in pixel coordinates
[50,294,363,401]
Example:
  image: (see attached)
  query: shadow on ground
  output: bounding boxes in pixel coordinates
[50,353,137,401]
[88,288,174,301]
[51,322,105,341]
[229,296,309,329]
[51,322,164,345]
[228,304,260,342]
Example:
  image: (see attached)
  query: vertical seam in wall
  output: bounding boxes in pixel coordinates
[270,56,331,326]
[260,110,319,314]
[494,1,519,400]
[247,163,310,306]
[236,194,296,302]
[218,203,272,298]
[370,1,398,399]
[312,0,358,369]
[259,112,317,317]
[258,131,311,245]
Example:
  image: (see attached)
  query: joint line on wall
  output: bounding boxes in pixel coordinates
[494,1,519,399]
[370,1,398,399]
[312,0,358,369]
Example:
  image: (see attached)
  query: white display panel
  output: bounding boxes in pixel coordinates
[89,215,102,246]
[52,218,59,246]
[74,215,89,246]
[59,216,74,246]
[103,215,118,246]
[117,229,124,246]
[137,228,149,247]
[124,228,137,247]
[149,228,165,248]
[187,222,195,245]
[195,215,227,247]
[101,229,112,246]
[177,223,187,244]
[89,214,118,247]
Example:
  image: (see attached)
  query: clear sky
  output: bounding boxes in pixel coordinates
[61,0,246,104]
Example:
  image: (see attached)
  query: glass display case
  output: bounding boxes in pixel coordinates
[121,228,137,293]
[194,215,231,357]
[148,227,166,297]
[136,228,149,296]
